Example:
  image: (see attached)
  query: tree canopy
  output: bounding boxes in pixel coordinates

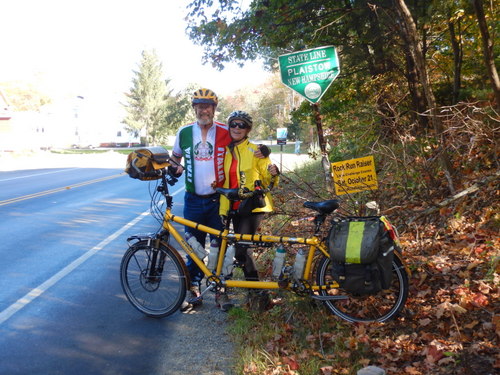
[186,0,499,196]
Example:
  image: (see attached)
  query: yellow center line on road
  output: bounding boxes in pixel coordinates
[0,173,125,206]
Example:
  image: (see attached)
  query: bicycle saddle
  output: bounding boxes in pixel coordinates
[215,187,241,200]
[303,199,340,214]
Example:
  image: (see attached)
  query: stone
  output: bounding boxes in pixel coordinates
[357,366,386,375]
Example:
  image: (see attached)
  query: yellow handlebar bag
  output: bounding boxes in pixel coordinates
[125,147,171,181]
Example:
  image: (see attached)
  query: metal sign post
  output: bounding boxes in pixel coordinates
[276,127,288,171]
[279,46,341,192]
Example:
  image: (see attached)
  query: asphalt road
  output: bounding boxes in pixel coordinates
[0,165,234,375]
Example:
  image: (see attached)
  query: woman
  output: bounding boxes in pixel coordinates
[218,111,279,309]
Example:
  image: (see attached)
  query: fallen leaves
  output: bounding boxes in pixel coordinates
[423,343,445,364]
[238,159,499,375]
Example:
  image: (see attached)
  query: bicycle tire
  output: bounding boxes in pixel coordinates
[315,253,409,323]
[120,240,188,318]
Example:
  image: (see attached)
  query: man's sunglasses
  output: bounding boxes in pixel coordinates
[229,121,250,129]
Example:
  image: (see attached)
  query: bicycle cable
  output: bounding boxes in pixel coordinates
[148,179,166,227]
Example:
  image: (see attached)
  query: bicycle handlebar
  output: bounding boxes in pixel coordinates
[215,172,277,201]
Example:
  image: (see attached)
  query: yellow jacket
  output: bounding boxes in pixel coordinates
[219,139,279,215]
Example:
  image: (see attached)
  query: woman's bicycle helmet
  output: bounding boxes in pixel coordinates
[192,88,218,106]
[227,110,253,128]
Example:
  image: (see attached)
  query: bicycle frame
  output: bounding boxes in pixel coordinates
[161,206,334,291]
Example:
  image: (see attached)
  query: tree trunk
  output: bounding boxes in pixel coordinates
[402,43,430,129]
[394,0,456,193]
[472,0,500,110]
[448,16,463,104]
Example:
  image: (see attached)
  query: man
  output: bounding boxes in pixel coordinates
[171,88,268,312]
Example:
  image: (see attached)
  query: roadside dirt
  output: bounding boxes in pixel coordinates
[157,293,237,375]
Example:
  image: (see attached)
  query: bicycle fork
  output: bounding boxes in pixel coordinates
[127,234,166,282]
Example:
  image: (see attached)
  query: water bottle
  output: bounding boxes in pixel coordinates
[293,248,308,280]
[207,239,219,270]
[272,245,286,278]
[185,232,207,260]
[223,245,235,276]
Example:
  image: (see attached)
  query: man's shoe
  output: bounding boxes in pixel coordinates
[180,285,203,312]
[215,292,234,312]
[180,300,193,312]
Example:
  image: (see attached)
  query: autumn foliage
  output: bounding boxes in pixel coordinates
[230,102,499,375]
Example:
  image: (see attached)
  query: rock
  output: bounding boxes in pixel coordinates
[357,366,386,375]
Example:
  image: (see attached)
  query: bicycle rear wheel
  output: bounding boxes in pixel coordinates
[120,240,188,318]
[315,253,409,323]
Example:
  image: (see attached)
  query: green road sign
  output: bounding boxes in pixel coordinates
[278,46,340,104]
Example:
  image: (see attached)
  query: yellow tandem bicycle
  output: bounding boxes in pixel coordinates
[119,147,409,323]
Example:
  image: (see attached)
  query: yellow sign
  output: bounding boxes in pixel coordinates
[331,155,378,195]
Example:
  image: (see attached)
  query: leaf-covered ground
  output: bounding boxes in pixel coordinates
[384,183,499,375]
[231,167,499,375]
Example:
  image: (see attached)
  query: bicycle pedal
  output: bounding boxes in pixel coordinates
[188,296,203,304]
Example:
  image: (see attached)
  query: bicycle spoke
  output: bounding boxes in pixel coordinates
[315,254,409,322]
[120,242,187,318]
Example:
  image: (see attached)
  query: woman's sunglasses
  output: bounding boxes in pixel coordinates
[229,121,249,129]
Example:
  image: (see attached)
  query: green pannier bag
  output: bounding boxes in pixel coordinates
[328,217,394,295]
[125,147,170,181]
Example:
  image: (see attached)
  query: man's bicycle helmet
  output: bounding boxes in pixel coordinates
[192,88,218,106]
[227,110,253,128]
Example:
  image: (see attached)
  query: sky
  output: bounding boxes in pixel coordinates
[1,0,271,106]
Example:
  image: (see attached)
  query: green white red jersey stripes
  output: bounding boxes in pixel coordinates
[172,121,231,195]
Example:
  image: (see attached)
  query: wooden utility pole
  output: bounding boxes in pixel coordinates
[312,103,334,192]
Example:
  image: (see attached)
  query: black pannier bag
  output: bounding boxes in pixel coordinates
[125,147,170,181]
[327,216,395,295]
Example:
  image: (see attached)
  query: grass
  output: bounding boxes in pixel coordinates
[49,145,302,156]
[267,144,299,154]
[49,146,174,155]
[50,149,110,154]
[226,293,372,375]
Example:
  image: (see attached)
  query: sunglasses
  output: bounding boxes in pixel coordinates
[229,121,249,129]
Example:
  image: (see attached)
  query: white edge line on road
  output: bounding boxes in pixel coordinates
[0,186,185,325]
[0,168,81,182]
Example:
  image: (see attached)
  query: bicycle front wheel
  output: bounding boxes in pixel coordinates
[120,240,188,318]
[315,253,409,323]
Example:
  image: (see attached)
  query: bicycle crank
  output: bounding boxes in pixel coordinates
[292,280,312,296]
[205,275,223,293]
